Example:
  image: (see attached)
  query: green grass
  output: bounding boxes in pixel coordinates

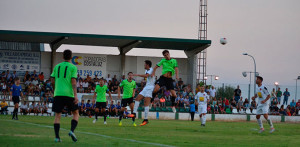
[0,115,299,147]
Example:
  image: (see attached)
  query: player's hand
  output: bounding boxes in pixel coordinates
[118,95,121,99]
[74,95,79,105]
[261,100,266,104]
[176,76,179,81]
[251,97,255,101]
[151,73,155,77]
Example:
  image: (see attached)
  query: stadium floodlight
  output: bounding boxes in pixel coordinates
[274,82,279,86]
[242,52,257,97]
[215,76,219,80]
[204,76,208,80]
[243,53,248,56]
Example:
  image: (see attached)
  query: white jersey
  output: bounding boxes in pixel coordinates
[195,92,209,106]
[256,84,270,107]
[145,68,155,87]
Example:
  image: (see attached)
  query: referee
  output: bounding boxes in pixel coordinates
[10,77,24,120]
[51,49,79,142]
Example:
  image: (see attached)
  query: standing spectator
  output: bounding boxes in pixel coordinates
[12,71,17,80]
[153,95,160,108]
[6,70,12,81]
[160,97,166,108]
[283,88,290,105]
[0,99,8,114]
[177,78,184,90]
[189,100,195,121]
[106,74,112,82]
[290,99,296,107]
[82,79,89,92]
[2,82,8,98]
[31,70,38,79]
[20,101,29,115]
[86,75,92,82]
[234,85,241,103]
[276,88,282,104]
[210,86,216,99]
[77,73,82,82]
[39,72,44,82]
[250,99,257,114]
[271,88,276,101]
[112,75,118,83]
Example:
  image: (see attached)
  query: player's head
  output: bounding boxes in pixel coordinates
[100,78,104,85]
[144,60,152,69]
[256,76,263,84]
[200,86,205,92]
[63,49,72,61]
[14,77,20,85]
[162,50,171,60]
[128,72,133,80]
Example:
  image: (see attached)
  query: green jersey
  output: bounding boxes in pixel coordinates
[276,91,282,97]
[95,85,109,102]
[156,58,178,76]
[51,61,77,98]
[119,79,136,99]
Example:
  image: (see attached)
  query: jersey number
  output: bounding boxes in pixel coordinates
[58,66,68,78]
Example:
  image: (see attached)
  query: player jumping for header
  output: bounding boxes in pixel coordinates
[151,50,179,113]
[129,60,155,126]
[118,72,137,127]
[252,76,275,133]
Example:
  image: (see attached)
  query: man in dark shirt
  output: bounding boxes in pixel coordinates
[234,85,242,103]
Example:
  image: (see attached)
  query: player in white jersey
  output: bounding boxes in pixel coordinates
[130,60,155,126]
[252,76,275,133]
[195,86,210,126]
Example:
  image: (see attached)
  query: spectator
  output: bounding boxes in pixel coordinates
[230,99,237,113]
[210,86,216,99]
[250,99,256,114]
[207,104,212,114]
[27,83,34,96]
[29,102,35,115]
[41,101,48,116]
[276,88,282,104]
[212,98,217,109]
[189,100,195,121]
[290,99,296,107]
[116,101,121,116]
[2,82,8,98]
[123,108,130,118]
[38,72,44,82]
[153,95,160,108]
[286,105,291,116]
[34,102,41,116]
[179,95,185,108]
[214,104,219,114]
[184,96,189,108]
[78,100,86,116]
[283,88,290,105]
[271,88,277,101]
[91,101,96,116]
[234,85,241,103]
[24,71,30,82]
[77,74,82,82]
[219,104,226,114]
[32,77,39,86]
[120,75,126,82]
[82,79,89,91]
[94,75,99,81]
[34,84,40,96]
[6,70,12,81]
[177,78,184,90]
[86,75,92,82]
[31,70,38,79]
[279,105,286,115]
[160,97,166,108]
[224,98,230,110]
[20,102,29,115]
[0,99,8,114]
[243,98,249,112]
[109,101,116,116]
[12,71,17,80]
[43,90,54,103]
[78,85,84,93]
[296,99,300,109]
[290,106,297,116]
[85,100,92,117]
[106,74,112,82]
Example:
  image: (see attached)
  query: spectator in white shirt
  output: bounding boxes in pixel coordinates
[210,86,216,98]
[106,74,112,82]
[20,102,29,115]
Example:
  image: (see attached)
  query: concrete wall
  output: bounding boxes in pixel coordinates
[41,52,189,83]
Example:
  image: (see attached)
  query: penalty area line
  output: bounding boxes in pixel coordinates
[0,119,174,147]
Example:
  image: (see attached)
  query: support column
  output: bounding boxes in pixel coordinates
[186,54,198,92]
[120,53,126,76]
[49,37,68,72]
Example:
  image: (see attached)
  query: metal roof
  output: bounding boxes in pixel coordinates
[0,30,211,51]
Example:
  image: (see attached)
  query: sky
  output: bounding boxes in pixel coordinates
[0,0,299,86]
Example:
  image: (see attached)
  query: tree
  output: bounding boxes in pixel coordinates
[216,85,235,100]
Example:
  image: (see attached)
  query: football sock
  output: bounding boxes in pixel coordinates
[71,119,78,133]
[104,111,107,121]
[119,111,123,121]
[257,119,263,129]
[54,123,60,139]
[171,96,176,106]
[95,112,98,120]
[144,106,149,119]
[203,115,206,124]
[133,101,140,114]
[267,119,273,128]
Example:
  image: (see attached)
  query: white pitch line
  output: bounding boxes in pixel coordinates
[1,119,174,147]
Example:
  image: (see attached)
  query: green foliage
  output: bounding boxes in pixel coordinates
[216,85,235,100]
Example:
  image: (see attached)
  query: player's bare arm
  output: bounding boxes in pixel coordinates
[108,91,113,102]
[9,91,12,101]
[72,78,78,104]
[133,73,149,78]
[151,66,158,77]
[252,94,258,100]
[92,92,97,103]
[175,67,179,81]
[117,86,121,99]
[261,95,271,104]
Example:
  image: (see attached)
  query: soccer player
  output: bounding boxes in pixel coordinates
[151,50,179,113]
[51,49,79,142]
[252,76,275,133]
[130,60,155,126]
[117,72,136,126]
[92,78,112,125]
[195,86,210,126]
[10,77,24,120]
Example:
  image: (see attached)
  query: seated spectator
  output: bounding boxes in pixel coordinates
[31,70,38,79]
[184,96,190,108]
[182,89,188,98]
[153,95,160,108]
[39,72,44,82]
[106,74,112,83]
[34,102,41,116]
[250,99,256,113]
[86,75,92,82]
[290,106,297,116]
[207,104,211,114]
[219,104,226,114]
[290,99,296,107]
[160,97,166,108]
[279,105,287,115]
[12,71,17,80]
[230,99,237,113]
[27,83,34,96]
[0,99,8,114]
[212,98,217,109]
[286,105,291,116]
[91,101,96,116]
[20,101,29,115]
[44,90,54,103]
[82,79,89,91]
[237,97,244,113]
[77,74,82,82]
[87,85,92,93]
[41,101,48,116]
[214,104,219,114]
[32,77,39,86]
[179,95,185,108]
[123,108,130,118]
[34,84,40,96]
[177,78,184,90]
[29,102,35,115]
[109,101,116,116]
[77,79,83,90]
[85,100,92,117]
[78,85,84,93]
[243,98,249,112]
[270,104,280,115]
[112,75,118,83]
[116,101,121,116]
[24,71,31,82]
[224,98,230,109]
[78,100,86,116]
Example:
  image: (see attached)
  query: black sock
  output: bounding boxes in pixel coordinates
[132,113,136,122]
[54,123,60,139]
[119,111,123,121]
[152,93,156,99]
[171,96,176,106]
[95,112,98,120]
[71,119,78,133]
[104,112,107,121]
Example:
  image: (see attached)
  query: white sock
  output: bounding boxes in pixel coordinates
[203,115,206,124]
[200,116,203,124]
[267,119,273,128]
[133,101,140,114]
[144,106,149,119]
[257,119,263,129]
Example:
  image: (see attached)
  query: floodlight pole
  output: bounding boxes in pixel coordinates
[243,53,257,96]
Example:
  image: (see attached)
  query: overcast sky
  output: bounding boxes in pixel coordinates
[0,0,299,86]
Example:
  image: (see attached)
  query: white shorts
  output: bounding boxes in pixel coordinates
[198,105,207,114]
[256,105,269,115]
[139,86,154,98]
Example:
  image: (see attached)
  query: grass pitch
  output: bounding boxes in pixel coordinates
[0,115,299,147]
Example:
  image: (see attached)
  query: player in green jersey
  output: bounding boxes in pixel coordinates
[117,72,137,126]
[151,50,179,113]
[92,78,112,125]
[51,50,79,143]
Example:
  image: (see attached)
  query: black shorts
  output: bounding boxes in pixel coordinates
[96,102,106,109]
[12,96,20,104]
[155,76,174,90]
[52,96,79,113]
[121,97,134,107]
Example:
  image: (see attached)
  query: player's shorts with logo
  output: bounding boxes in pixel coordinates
[156,76,174,90]
[121,97,133,107]
[96,102,106,109]
[52,96,79,113]
[256,104,268,115]
[198,104,207,114]
[139,86,154,98]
